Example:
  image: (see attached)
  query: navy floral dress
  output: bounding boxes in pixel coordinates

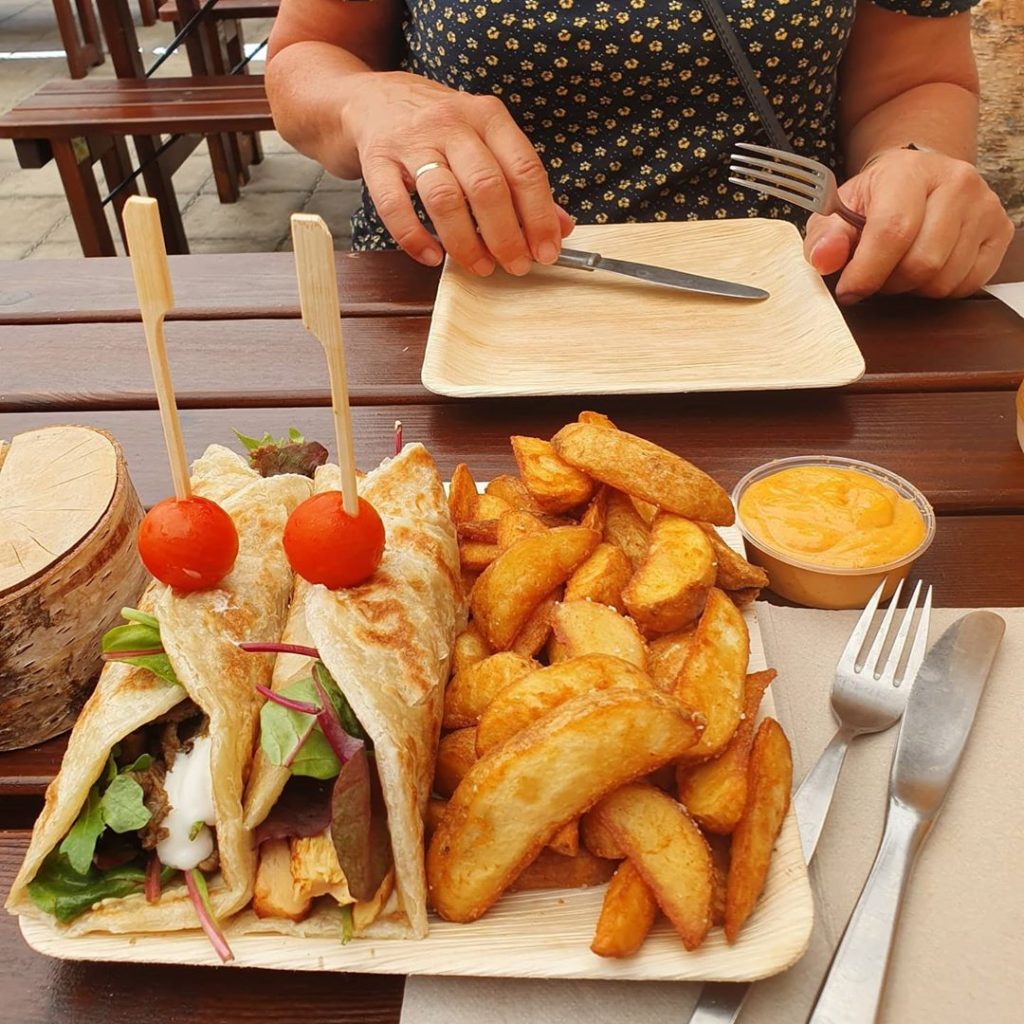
[351,0,979,250]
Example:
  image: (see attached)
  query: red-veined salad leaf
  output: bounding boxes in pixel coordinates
[145,852,162,904]
[235,427,328,479]
[330,749,392,902]
[101,608,179,687]
[253,776,334,847]
[185,869,233,963]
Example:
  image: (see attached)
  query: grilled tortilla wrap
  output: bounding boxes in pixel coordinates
[239,443,464,938]
[7,446,310,933]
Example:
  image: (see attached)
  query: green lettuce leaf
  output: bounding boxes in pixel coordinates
[313,662,370,745]
[101,609,180,687]
[260,678,341,780]
[100,775,152,833]
[58,789,105,875]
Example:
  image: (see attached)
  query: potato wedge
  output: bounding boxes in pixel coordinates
[707,833,730,927]
[728,587,761,608]
[580,485,609,534]
[677,669,775,833]
[477,493,512,520]
[510,848,618,892]
[470,526,600,650]
[434,727,479,797]
[648,628,697,692]
[457,519,500,544]
[486,474,544,513]
[511,435,595,513]
[591,859,659,958]
[425,797,448,838]
[630,495,659,525]
[565,542,632,612]
[698,523,770,592]
[460,540,502,573]
[578,410,617,429]
[674,588,750,762]
[452,623,492,675]
[496,509,549,551]
[585,782,713,950]
[443,652,536,729]
[551,599,648,671]
[510,588,560,659]
[548,819,580,857]
[253,838,312,921]
[622,514,716,634]
[448,463,479,523]
[426,688,702,922]
[725,718,792,942]
[552,422,734,526]
[476,653,655,755]
[603,489,651,570]
[581,809,625,860]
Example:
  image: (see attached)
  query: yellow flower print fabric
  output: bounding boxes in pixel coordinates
[351,0,980,250]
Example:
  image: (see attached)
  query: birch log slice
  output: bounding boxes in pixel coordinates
[0,426,150,750]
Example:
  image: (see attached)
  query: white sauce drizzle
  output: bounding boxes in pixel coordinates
[155,734,217,871]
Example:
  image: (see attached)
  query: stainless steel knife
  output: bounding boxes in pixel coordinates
[553,247,769,300]
[807,610,1005,1024]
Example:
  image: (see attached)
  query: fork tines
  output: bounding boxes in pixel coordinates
[729,142,825,210]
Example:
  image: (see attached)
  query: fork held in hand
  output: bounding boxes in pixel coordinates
[683,578,932,1024]
[729,142,867,230]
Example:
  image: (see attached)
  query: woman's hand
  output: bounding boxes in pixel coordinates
[804,149,1013,302]
[342,71,573,275]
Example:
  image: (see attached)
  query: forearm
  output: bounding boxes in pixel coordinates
[266,42,377,179]
[841,81,978,172]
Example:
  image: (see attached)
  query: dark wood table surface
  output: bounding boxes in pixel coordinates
[0,235,1022,1022]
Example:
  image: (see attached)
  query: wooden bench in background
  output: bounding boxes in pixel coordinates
[0,77,272,256]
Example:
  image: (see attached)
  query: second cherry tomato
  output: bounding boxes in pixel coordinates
[138,496,239,591]
[283,492,385,589]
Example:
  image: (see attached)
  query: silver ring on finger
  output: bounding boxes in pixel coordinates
[414,161,447,183]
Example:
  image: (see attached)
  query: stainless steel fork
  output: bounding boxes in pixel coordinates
[729,142,866,229]
[683,577,933,1024]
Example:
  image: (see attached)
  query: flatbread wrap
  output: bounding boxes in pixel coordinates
[238,443,464,939]
[6,446,311,940]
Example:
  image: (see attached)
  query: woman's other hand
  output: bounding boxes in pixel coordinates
[343,72,572,275]
[804,149,1013,302]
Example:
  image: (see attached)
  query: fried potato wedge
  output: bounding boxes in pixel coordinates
[452,623,493,675]
[253,838,312,921]
[426,689,702,922]
[486,474,544,513]
[623,514,716,634]
[674,588,750,762]
[477,493,512,520]
[585,783,713,950]
[510,588,560,659]
[457,519,500,544]
[552,422,734,527]
[648,628,697,692]
[496,509,549,551]
[434,727,479,798]
[511,435,595,514]
[699,523,770,592]
[580,485,609,534]
[460,540,501,573]
[728,587,761,608]
[442,652,537,729]
[471,526,600,649]
[578,410,618,429]
[548,819,580,858]
[677,669,776,833]
[475,654,654,756]
[551,599,648,671]
[448,463,479,523]
[707,833,730,928]
[603,489,651,570]
[510,848,618,892]
[565,542,633,611]
[725,718,792,942]
[630,495,659,525]
[591,858,659,958]
[425,797,448,838]
[581,809,625,860]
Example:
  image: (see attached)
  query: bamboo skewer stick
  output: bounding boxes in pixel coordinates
[290,214,360,516]
[123,197,190,500]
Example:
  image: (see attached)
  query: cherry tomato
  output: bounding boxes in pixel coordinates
[283,492,385,589]
[138,496,239,591]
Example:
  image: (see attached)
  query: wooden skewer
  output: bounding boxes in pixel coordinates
[290,214,359,516]
[123,196,190,500]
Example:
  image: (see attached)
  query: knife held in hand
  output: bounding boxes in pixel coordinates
[554,247,769,300]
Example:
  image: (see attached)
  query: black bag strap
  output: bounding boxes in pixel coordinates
[698,0,793,153]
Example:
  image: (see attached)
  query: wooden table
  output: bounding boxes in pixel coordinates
[0,238,1022,1022]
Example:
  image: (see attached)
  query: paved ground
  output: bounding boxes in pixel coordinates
[0,0,362,259]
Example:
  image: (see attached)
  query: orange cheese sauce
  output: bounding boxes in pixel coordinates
[738,466,926,570]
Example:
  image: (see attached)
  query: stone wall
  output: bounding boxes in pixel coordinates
[974,0,1024,224]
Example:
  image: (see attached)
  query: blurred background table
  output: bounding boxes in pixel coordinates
[0,238,1021,1022]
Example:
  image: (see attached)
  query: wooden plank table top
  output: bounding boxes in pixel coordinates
[0,236,1022,1024]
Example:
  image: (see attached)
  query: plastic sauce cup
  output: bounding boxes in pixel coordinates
[731,456,936,610]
